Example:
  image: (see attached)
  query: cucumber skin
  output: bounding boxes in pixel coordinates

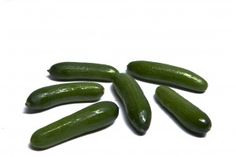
[127,61,208,93]
[48,62,119,82]
[30,101,119,150]
[26,83,104,110]
[113,73,151,135]
[155,86,211,135]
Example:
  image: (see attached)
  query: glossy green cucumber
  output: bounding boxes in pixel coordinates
[30,101,119,150]
[127,61,208,93]
[155,86,211,135]
[113,73,151,135]
[26,82,104,110]
[48,62,119,82]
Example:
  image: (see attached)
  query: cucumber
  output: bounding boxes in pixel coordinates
[155,86,211,135]
[30,101,119,150]
[127,61,208,93]
[113,73,151,135]
[48,62,119,82]
[26,82,104,110]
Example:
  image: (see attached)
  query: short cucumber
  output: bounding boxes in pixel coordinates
[30,101,119,150]
[113,73,151,135]
[155,86,211,135]
[26,82,104,110]
[48,62,119,82]
[127,61,208,93]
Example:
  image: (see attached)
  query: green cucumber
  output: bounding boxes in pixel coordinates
[30,101,119,150]
[155,86,211,135]
[48,62,119,82]
[113,73,151,135]
[127,61,208,93]
[26,82,104,110]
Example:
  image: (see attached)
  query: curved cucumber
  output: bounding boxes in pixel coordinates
[26,82,104,110]
[127,61,208,93]
[30,101,119,150]
[48,62,119,82]
[155,86,211,135]
[113,73,151,135]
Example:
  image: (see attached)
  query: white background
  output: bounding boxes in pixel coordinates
[0,0,235,156]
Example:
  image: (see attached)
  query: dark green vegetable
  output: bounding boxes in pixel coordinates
[113,73,151,135]
[127,61,208,93]
[155,86,211,135]
[30,101,119,150]
[26,83,104,110]
[48,62,119,82]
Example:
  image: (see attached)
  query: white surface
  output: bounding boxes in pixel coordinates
[0,0,235,156]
